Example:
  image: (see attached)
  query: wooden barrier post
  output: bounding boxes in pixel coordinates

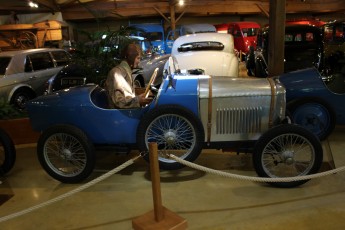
[132,142,187,230]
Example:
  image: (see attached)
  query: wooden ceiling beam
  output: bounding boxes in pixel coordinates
[27,0,345,20]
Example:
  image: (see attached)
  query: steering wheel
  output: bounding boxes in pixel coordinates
[144,67,159,98]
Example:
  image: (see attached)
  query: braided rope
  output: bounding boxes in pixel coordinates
[0,155,141,223]
[168,154,345,182]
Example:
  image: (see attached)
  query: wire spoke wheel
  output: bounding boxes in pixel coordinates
[137,105,204,170]
[261,133,314,177]
[43,133,87,177]
[19,31,37,49]
[253,124,323,188]
[37,125,95,183]
[146,114,196,161]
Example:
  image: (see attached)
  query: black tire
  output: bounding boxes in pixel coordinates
[11,89,35,111]
[246,46,255,76]
[0,128,16,175]
[254,58,267,78]
[37,125,95,183]
[137,105,205,170]
[253,124,323,188]
[287,99,335,141]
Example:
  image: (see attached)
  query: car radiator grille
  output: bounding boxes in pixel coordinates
[216,107,262,134]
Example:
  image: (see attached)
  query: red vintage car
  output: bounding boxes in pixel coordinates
[215,21,260,60]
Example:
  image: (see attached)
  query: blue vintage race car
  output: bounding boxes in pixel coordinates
[279,67,345,140]
[26,58,323,187]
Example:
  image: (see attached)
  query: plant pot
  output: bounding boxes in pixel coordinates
[0,118,40,145]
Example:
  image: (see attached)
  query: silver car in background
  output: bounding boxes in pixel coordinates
[0,48,71,110]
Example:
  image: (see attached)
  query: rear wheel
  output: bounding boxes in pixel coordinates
[37,125,95,183]
[0,128,16,175]
[253,124,323,188]
[11,89,35,111]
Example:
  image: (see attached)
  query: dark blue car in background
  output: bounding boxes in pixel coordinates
[279,67,345,140]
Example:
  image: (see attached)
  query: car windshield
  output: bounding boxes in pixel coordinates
[0,57,11,75]
[144,32,163,41]
[324,23,345,43]
[242,28,259,37]
[177,41,224,52]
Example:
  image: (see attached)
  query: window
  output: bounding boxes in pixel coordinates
[324,24,345,43]
[306,32,314,41]
[334,24,344,42]
[242,28,259,37]
[0,57,11,75]
[146,32,163,41]
[52,51,70,66]
[28,52,54,71]
[24,56,33,72]
[295,33,302,41]
[285,34,293,42]
[324,25,334,42]
[177,41,224,52]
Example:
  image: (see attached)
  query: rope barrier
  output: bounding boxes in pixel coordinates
[0,155,141,223]
[1,150,345,223]
[167,154,345,182]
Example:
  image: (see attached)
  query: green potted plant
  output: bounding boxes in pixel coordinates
[0,98,39,145]
[71,26,142,85]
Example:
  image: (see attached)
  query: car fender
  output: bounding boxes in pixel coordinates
[226,54,239,77]
[7,84,35,103]
[286,96,336,121]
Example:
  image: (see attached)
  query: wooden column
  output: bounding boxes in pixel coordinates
[169,1,176,38]
[267,0,286,77]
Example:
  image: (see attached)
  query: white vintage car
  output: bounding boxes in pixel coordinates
[135,32,239,87]
[171,32,239,77]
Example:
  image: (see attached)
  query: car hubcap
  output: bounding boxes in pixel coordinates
[282,150,295,165]
[61,148,72,159]
[164,129,177,145]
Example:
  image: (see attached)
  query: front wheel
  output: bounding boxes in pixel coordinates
[37,125,95,183]
[0,128,16,175]
[137,105,205,170]
[253,124,323,188]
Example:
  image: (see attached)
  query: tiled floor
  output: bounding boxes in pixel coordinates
[0,125,345,229]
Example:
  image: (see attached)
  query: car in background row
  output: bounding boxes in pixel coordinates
[134,32,239,88]
[215,21,260,60]
[247,20,345,82]
[246,24,325,78]
[322,20,345,79]
[279,67,345,141]
[165,23,217,53]
[45,63,89,94]
[171,33,239,77]
[0,48,71,110]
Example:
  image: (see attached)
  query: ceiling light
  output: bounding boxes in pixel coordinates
[178,0,184,6]
[28,1,39,8]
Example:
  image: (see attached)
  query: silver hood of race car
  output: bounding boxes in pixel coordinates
[198,75,286,142]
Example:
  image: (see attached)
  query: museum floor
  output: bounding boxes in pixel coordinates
[0,125,345,230]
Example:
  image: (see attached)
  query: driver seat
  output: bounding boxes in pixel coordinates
[90,87,110,109]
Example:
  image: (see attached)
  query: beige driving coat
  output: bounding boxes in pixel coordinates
[105,61,140,109]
